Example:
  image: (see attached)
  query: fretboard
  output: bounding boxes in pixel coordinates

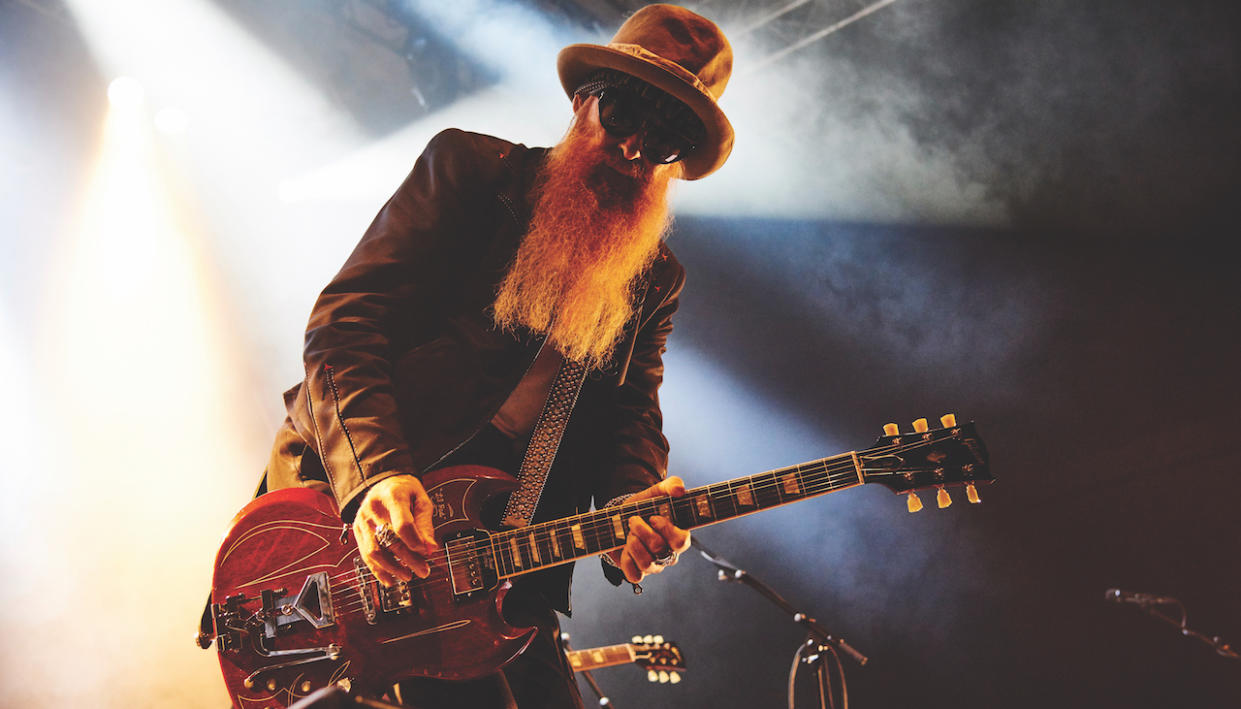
[565,643,635,672]
[486,450,863,578]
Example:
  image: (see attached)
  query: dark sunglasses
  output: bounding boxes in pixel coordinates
[596,88,698,165]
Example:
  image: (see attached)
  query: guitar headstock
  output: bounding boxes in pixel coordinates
[859,414,992,511]
[631,634,686,683]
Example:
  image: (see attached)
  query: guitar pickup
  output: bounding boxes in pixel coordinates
[446,530,494,600]
[378,581,415,613]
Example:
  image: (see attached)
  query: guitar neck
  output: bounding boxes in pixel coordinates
[565,643,636,672]
[489,451,863,578]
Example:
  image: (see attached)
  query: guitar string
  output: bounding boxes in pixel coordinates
[324,461,867,583]
[253,436,974,625]
[318,439,962,597]
[322,467,888,621]
[318,466,877,599]
[325,485,965,617]
[477,431,953,571]
[310,435,975,599]
[323,432,956,576]
[321,457,944,599]
[325,435,934,573]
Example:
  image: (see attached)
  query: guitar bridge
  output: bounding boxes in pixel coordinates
[353,557,415,624]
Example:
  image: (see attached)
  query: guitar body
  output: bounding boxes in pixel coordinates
[211,465,536,709]
[206,416,992,708]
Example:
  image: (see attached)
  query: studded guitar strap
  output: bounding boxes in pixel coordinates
[500,356,588,528]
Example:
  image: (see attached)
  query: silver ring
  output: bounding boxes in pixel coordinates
[654,549,678,566]
[374,523,398,549]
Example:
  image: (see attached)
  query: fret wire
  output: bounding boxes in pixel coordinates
[486,460,868,573]
[532,463,858,541]
[490,471,865,579]
[343,454,878,587]
[447,443,939,584]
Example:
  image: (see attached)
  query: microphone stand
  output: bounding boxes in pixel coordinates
[691,537,868,709]
[1104,589,1240,661]
[561,632,616,708]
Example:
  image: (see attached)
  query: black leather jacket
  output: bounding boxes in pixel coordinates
[262,129,685,610]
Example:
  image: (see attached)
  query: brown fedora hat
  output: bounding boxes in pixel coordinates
[557,4,734,180]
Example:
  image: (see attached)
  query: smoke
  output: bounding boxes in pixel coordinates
[399,0,592,95]
[270,0,1237,235]
[678,0,1239,235]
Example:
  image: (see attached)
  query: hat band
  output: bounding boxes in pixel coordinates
[606,43,717,100]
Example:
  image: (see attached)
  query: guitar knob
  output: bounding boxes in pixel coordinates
[906,492,923,513]
[966,482,981,504]
[653,635,664,644]
[670,672,681,684]
[632,635,642,644]
[648,670,658,682]
[936,487,952,508]
[912,418,929,433]
[659,670,670,683]
[940,413,956,428]
[883,422,900,436]
[643,634,654,644]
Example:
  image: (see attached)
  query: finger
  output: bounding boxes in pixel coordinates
[363,524,425,581]
[356,526,409,585]
[629,515,669,559]
[649,515,691,554]
[370,482,437,559]
[373,551,409,585]
[385,540,431,579]
[660,475,687,498]
[388,507,436,561]
[619,549,644,585]
[410,488,439,553]
[626,475,688,503]
[370,563,401,587]
[626,529,657,572]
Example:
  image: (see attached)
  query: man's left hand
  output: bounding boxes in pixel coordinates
[605,476,691,584]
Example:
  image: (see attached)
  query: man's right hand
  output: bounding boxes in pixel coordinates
[351,475,439,586]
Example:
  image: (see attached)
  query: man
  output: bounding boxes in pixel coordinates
[265,5,734,707]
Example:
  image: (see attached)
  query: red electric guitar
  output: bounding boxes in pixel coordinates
[204,415,990,707]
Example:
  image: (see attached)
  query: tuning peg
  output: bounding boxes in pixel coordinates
[966,482,981,504]
[912,418,929,433]
[653,635,664,644]
[632,635,642,644]
[659,670,670,684]
[940,413,956,428]
[936,486,952,509]
[883,422,900,436]
[669,672,681,684]
[648,670,658,682]
[906,492,923,513]
[643,634,653,644]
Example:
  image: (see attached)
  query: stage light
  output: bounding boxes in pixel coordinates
[106,75,144,108]
[62,0,369,387]
[154,106,188,135]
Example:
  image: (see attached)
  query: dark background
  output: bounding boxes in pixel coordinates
[2,0,1237,706]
